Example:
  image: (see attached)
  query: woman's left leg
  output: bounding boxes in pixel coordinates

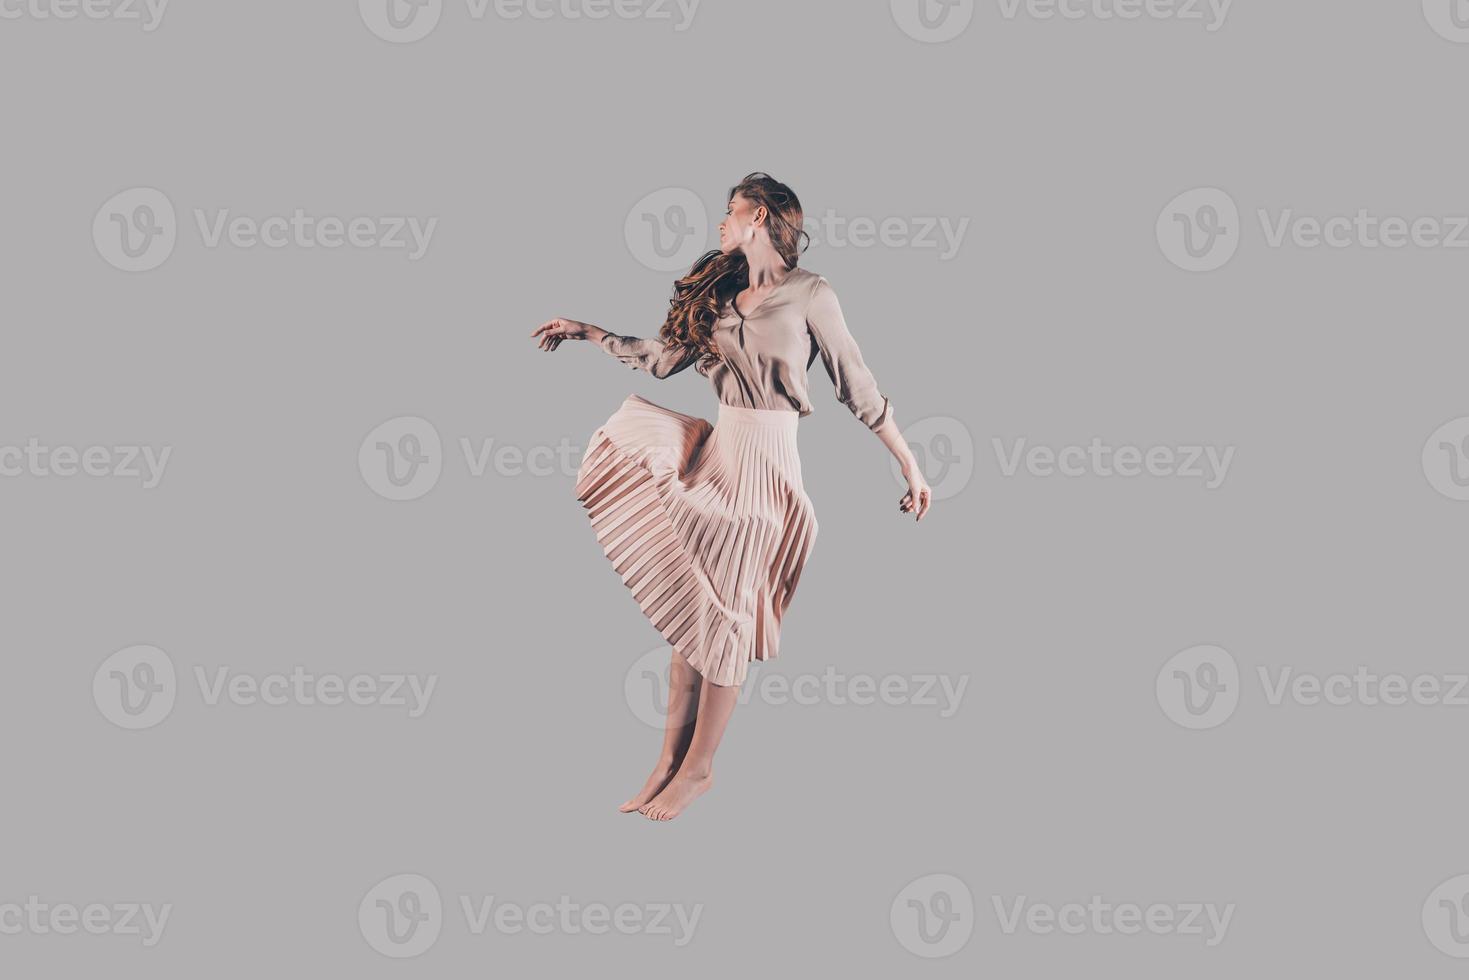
[640,675,739,821]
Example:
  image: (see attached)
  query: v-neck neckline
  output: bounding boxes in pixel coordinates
[731,268,797,321]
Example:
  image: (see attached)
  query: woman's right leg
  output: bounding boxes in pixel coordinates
[619,649,701,812]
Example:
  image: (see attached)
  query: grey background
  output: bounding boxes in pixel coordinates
[3,0,1468,973]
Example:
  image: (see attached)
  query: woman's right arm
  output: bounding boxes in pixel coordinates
[532,318,698,379]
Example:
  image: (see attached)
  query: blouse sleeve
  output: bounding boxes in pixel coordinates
[597,331,699,379]
[805,277,894,432]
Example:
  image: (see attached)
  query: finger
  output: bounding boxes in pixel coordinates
[917,488,931,520]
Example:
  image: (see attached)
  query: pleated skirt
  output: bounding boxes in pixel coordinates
[574,393,818,687]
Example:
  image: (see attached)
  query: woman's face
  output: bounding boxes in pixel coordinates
[718,193,764,255]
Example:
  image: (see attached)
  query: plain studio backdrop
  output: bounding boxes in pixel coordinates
[3,0,1468,975]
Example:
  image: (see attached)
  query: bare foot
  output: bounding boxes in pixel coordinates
[619,760,680,813]
[639,771,712,821]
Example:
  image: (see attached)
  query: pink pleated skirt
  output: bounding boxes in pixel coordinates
[574,393,819,687]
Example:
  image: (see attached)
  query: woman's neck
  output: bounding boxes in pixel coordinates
[742,245,789,288]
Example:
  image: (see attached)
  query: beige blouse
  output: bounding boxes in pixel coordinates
[597,266,894,432]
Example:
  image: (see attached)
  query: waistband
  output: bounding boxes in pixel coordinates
[716,401,800,428]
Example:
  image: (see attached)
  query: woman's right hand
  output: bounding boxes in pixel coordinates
[532,318,600,351]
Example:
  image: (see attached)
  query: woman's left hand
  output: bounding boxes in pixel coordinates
[899,465,932,521]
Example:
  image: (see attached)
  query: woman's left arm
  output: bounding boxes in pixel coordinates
[807,277,931,521]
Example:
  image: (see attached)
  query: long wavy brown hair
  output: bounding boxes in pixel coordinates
[657,172,810,368]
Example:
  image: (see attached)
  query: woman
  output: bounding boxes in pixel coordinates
[532,173,931,821]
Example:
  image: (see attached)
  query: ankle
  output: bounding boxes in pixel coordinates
[675,764,713,781]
